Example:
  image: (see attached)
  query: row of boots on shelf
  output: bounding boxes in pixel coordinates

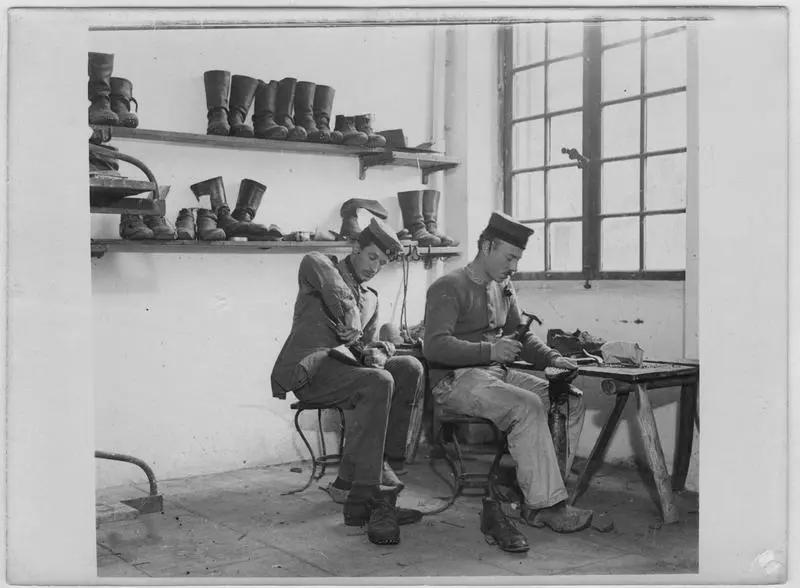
[204,71,385,147]
[88,52,139,128]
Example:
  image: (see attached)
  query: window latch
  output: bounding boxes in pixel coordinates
[561,147,590,169]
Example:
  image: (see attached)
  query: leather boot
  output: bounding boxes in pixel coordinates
[308,84,341,143]
[190,176,243,240]
[339,198,389,240]
[274,78,307,141]
[203,70,231,136]
[231,179,282,241]
[292,81,317,140]
[228,75,258,138]
[354,114,387,148]
[175,208,196,240]
[422,189,459,246]
[119,214,153,240]
[144,215,177,240]
[344,489,421,531]
[196,209,226,241]
[480,498,530,553]
[88,52,119,125]
[397,190,441,247]
[252,80,288,140]
[109,77,139,128]
[521,500,593,533]
[333,115,368,147]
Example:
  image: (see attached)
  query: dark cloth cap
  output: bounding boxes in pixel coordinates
[361,218,404,257]
[483,212,534,249]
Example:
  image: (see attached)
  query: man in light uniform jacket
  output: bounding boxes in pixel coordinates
[423,212,593,553]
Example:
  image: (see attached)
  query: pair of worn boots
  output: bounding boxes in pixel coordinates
[397,189,458,247]
[188,177,282,241]
[88,52,139,128]
[119,214,175,240]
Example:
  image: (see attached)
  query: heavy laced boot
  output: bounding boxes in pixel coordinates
[190,176,243,240]
[144,215,177,240]
[309,84,340,143]
[274,77,307,141]
[203,70,231,136]
[343,489,421,545]
[397,190,441,247]
[422,189,459,246]
[333,115,368,147]
[119,214,153,240]
[231,179,282,241]
[195,209,226,241]
[88,52,119,125]
[109,77,139,128]
[252,80,288,139]
[354,114,387,148]
[480,498,530,553]
[175,208,196,240]
[292,81,317,140]
[228,74,258,138]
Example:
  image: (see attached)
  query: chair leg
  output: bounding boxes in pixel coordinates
[335,407,346,460]
[316,409,327,480]
[282,409,317,495]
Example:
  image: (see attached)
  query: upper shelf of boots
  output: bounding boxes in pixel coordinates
[91,126,460,184]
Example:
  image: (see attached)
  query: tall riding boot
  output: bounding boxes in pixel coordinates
[175,208,196,240]
[88,52,119,125]
[252,80,288,139]
[292,81,317,140]
[274,78,307,141]
[228,75,259,138]
[231,179,282,241]
[397,190,441,247]
[203,70,231,136]
[334,115,368,147]
[109,77,139,128]
[339,198,389,240]
[422,189,459,246]
[309,84,341,143]
[190,176,242,240]
[354,114,387,148]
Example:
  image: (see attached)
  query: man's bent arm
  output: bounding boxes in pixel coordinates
[503,287,560,369]
[298,252,362,332]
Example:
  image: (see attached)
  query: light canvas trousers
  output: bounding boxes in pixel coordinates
[432,364,585,509]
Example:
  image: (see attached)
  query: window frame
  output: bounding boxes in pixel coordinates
[501,22,688,281]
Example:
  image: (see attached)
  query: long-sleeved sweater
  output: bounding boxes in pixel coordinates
[423,265,561,389]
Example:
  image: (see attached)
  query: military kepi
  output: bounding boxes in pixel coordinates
[362,217,405,257]
[484,212,534,249]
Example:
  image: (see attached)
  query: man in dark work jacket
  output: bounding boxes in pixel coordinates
[424,212,593,553]
[271,218,423,546]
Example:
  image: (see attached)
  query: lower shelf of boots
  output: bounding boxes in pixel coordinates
[90,239,464,259]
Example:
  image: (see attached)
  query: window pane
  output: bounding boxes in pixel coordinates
[512,172,544,219]
[646,93,686,151]
[547,58,583,111]
[549,221,582,271]
[512,120,544,169]
[513,66,545,118]
[601,217,639,271]
[602,42,640,101]
[645,213,685,270]
[646,30,686,92]
[547,22,584,58]
[513,23,545,66]
[602,101,640,157]
[602,21,642,45]
[645,153,686,211]
[547,167,582,218]
[549,112,583,163]
[602,160,640,214]
[517,222,545,272]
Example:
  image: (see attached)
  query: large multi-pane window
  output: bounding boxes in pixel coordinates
[502,21,688,280]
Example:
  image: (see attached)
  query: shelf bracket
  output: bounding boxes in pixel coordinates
[421,163,453,185]
[91,243,108,259]
[358,150,395,180]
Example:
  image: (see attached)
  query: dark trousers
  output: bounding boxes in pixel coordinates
[296,355,423,485]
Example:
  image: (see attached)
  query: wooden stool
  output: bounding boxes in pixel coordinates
[282,400,345,496]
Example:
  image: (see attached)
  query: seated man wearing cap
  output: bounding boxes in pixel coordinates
[423,212,593,553]
[271,218,423,546]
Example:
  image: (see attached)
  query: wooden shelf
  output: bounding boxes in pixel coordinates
[92,126,460,184]
[90,182,168,216]
[90,239,463,260]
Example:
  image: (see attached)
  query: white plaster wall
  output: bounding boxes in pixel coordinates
[90,26,463,488]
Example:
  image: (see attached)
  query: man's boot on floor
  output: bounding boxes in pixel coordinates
[190,176,243,240]
[309,85,341,143]
[397,190,441,247]
[333,115,368,147]
[88,52,120,125]
[119,214,154,240]
[228,74,259,138]
[521,500,593,533]
[252,80,288,140]
[110,77,139,128]
[354,114,387,148]
[231,179,282,241]
[203,70,231,136]
[338,198,389,240]
[274,77,307,141]
[195,208,226,241]
[422,189,459,246]
[144,215,177,240]
[175,208,196,240]
[480,497,530,553]
[292,81,317,141]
